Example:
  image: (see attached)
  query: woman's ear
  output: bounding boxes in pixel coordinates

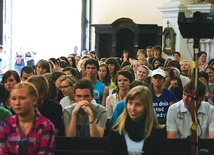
[39,91,46,99]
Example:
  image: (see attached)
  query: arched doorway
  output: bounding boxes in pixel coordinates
[116,28,134,58]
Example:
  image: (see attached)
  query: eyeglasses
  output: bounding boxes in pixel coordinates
[61,75,76,85]
[60,85,72,89]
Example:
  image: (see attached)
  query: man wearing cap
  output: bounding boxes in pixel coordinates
[151,68,176,123]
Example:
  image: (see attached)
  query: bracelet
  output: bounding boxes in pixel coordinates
[89,119,95,124]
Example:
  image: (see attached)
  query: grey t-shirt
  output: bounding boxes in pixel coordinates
[63,102,107,137]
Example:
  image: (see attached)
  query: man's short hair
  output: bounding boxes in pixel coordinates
[146,46,153,50]
[152,45,162,55]
[84,58,99,70]
[21,66,35,76]
[173,51,181,57]
[183,80,206,98]
[27,75,49,96]
[199,71,209,83]
[166,60,181,70]
[74,79,93,95]
[137,49,147,58]
[198,51,207,57]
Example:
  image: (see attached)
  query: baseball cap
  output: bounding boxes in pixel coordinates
[151,68,165,78]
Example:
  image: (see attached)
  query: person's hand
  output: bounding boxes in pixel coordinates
[72,100,92,116]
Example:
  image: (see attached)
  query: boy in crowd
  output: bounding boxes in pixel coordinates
[63,79,107,137]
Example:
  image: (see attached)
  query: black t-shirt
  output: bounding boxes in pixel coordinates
[39,98,62,129]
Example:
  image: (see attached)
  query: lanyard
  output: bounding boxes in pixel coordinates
[17,113,36,155]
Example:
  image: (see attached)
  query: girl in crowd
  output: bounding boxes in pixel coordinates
[49,58,62,72]
[180,60,192,79]
[0,82,55,154]
[47,71,66,103]
[163,68,174,89]
[59,75,77,110]
[120,49,132,63]
[136,65,151,82]
[199,71,214,104]
[106,70,135,119]
[35,59,51,75]
[152,57,164,70]
[98,63,116,95]
[78,57,89,79]
[60,56,70,67]
[108,85,165,155]
[168,76,183,101]
[62,66,80,80]
[205,66,214,95]
[1,70,21,114]
[75,55,81,67]
[67,56,77,68]
[136,49,147,60]
[105,57,121,82]
[99,57,107,65]
[131,59,144,78]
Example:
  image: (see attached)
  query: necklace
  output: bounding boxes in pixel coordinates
[117,94,126,101]
[17,112,36,155]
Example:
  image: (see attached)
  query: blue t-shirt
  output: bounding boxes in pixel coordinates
[110,100,158,124]
[153,88,176,120]
[109,100,126,124]
[93,80,105,105]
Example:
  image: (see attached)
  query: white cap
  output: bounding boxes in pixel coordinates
[151,68,165,78]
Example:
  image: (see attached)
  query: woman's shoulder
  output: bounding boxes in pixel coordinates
[0,114,16,125]
[150,126,166,138]
[36,111,54,127]
[109,128,122,138]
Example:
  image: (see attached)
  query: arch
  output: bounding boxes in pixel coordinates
[111,18,139,58]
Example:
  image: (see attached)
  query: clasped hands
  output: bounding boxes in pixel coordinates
[73,100,93,116]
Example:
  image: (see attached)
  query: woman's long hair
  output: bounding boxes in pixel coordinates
[98,64,111,86]
[112,85,164,139]
[47,71,65,101]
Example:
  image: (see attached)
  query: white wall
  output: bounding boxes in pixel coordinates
[90,0,168,51]
[91,0,168,25]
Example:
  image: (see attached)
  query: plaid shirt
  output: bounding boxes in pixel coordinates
[0,111,55,155]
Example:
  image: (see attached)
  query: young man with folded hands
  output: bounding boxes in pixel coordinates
[63,79,107,137]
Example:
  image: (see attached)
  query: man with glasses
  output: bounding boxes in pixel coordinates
[167,80,214,138]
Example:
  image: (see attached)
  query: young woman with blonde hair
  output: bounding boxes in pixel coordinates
[108,85,165,155]
[180,60,192,79]
[0,82,55,154]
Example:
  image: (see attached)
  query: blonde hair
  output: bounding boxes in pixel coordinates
[112,85,164,139]
[180,60,192,78]
[12,82,38,98]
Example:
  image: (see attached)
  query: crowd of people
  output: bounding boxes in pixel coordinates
[0,45,214,154]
